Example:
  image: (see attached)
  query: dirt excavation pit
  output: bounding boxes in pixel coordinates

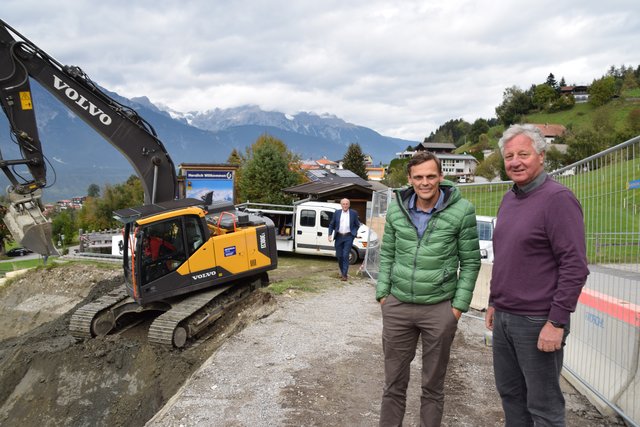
[0,259,626,426]
[0,263,277,427]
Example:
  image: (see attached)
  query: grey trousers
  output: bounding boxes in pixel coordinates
[380,295,458,427]
[492,310,568,426]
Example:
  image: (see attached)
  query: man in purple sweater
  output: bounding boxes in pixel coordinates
[485,124,589,426]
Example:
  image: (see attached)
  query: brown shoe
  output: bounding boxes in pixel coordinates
[341,275,348,281]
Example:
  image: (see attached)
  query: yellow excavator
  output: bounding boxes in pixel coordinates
[0,19,277,347]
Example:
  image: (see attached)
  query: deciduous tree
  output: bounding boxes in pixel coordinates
[589,76,616,107]
[495,86,533,126]
[87,184,100,198]
[237,134,303,204]
[469,119,490,145]
[474,151,503,181]
[51,209,77,247]
[78,175,144,230]
[627,109,640,133]
[545,146,567,172]
[564,130,607,164]
[0,202,11,254]
[382,167,408,188]
[532,84,558,110]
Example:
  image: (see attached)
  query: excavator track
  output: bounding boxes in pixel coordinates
[69,285,130,340]
[147,285,233,347]
[69,274,268,348]
[148,275,264,348]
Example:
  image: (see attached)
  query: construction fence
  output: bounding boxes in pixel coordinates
[363,135,640,426]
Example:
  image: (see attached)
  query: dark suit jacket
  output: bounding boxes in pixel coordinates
[328,209,361,238]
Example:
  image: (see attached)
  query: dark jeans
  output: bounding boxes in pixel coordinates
[380,296,458,427]
[492,310,569,427]
[334,234,354,276]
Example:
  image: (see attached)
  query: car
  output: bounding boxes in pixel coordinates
[476,215,496,262]
[5,247,33,257]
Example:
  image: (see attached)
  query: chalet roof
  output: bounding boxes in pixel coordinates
[560,85,588,92]
[300,163,320,170]
[436,154,478,162]
[531,124,567,137]
[283,181,373,198]
[418,142,457,150]
[305,169,371,187]
[367,181,389,192]
[316,158,338,166]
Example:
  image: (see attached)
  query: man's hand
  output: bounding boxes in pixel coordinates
[379,297,386,305]
[485,306,495,330]
[452,307,462,320]
[538,322,564,352]
[328,235,333,242]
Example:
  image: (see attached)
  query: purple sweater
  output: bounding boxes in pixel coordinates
[489,176,589,324]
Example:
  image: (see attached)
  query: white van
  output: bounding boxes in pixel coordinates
[237,201,378,264]
[476,215,496,262]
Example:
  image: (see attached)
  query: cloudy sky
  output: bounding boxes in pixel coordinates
[3,0,638,141]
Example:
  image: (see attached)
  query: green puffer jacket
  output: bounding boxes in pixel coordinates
[375,181,481,312]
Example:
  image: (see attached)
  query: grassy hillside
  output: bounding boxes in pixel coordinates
[525,97,640,133]
[455,88,640,155]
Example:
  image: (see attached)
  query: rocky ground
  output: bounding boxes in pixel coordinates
[0,256,625,426]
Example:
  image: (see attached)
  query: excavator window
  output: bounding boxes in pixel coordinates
[139,219,186,285]
[184,217,204,254]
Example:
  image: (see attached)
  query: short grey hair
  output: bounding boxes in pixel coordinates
[498,124,548,156]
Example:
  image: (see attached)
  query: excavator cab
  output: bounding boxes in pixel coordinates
[137,219,185,285]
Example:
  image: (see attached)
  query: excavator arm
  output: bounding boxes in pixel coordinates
[0,19,177,255]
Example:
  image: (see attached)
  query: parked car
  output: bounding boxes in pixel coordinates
[476,215,496,262]
[6,247,33,257]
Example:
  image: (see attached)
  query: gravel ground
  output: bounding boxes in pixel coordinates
[148,279,383,426]
[147,274,622,427]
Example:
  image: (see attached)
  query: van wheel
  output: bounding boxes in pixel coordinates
[348,248,359,265]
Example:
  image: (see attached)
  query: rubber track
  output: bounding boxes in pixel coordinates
[69,285,130,339]
[147,285,234,346]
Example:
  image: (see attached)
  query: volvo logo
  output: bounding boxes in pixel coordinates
[53,75,113,125]
[192,270,217,281]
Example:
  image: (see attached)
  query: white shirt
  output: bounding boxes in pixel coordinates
[338,210,351,234]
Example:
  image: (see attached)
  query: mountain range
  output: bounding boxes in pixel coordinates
[0,82,416,202]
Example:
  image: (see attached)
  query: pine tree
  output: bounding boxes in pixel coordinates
[342,143,368,180]
[226,148,244,166]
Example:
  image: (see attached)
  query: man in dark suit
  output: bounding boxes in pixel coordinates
[328,198,361,281]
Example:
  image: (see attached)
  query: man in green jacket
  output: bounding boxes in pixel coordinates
[376,151,481,426]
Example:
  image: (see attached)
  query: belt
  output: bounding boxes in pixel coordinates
[337,232,351,236]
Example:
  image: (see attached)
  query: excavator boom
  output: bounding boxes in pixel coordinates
[0,19,177,255]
